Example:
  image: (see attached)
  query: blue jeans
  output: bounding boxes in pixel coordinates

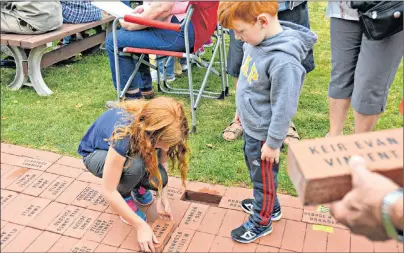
[243,132,280,226]
[105,16,195,92]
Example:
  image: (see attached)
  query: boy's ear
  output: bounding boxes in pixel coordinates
[257,14,269,27]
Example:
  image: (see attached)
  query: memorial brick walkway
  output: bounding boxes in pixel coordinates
[1,143,402,252]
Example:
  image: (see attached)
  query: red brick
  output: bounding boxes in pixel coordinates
[179,203,209,230]
[398,242,403,252]
[16,157,52,171]
[186,232,215,252]
[1,153,22,166]
[144,201,159,224]
[1,166,29,188]
[278,194,303,209]
[2,226,42,252]
[6,169,43,192]
[326,228,350,252]
[302,209,346,229]
[40,175,74,200]
[280,220,306,252]
[219,196,244,211]
[282,206,303,221]
[72,184,109,212]
[77,171,103,184]
[22,172,58,196]
[198,206,227,235]
[233,242,258,252]
[55,180,88,204]
[64,209,101,238]
[102,219,132,247]
[255,245,279,252]
[120,228,141,252]
[46,205,85,234]
[258,219,286,248]
[169,199,191,227]
[1,189,18,209]
[209,236,235,252]
[24,231,61,252]
[279,249,295,252]
[57,156,86,170]
[224,187,253,199]
[163,227,195,252]
[302,225,327,252]
[47,163,84,178]
[350,234,374,253]
[1,220,8,228]
[152,219,175,252]
[167,176,185,189]
[1,143,62,162]
[374,240,399,252]
[48,236,80,252]
[28,201,66,230]
[1,163,13,176]
[116,248,133,252]
[95,244,118,252]
[104,205,118,215]
[186,181,227,196]
[218,209,244,238]
[2,195,51,225]
[71,239,100,252]
[166,187,185,200]
[0,223,24,250]
[83,213,118,243]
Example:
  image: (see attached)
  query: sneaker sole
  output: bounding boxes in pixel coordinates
[241,206,283,221]
[232,227,273,244]
[132,197,154,207]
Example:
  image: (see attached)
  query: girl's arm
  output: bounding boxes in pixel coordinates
[102,147,145,227]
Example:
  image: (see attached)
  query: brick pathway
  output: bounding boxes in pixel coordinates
[1,143,403,252]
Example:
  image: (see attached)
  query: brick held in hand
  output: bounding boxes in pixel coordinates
[288,128,403,205]
[151,219,175,252]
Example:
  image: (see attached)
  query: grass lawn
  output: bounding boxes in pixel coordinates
[1,2,402,195]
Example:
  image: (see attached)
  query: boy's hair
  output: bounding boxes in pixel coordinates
[111,97,189,193]
[218,1,278,29]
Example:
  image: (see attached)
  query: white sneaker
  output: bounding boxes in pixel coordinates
[151,70,175,83]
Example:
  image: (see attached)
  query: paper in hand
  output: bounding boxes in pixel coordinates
[91,1,134,18]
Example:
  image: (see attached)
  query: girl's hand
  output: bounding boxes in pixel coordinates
[119,20,137,30]
[135,222,159,252]
[133,5,144,14]
[261,143,280,164]
[156,193,173,220]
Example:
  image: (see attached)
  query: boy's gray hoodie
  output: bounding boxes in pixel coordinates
[236,21,317,148]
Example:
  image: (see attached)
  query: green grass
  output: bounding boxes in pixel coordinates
[1,2,402,195]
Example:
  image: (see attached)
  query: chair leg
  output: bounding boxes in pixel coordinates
[186,55,197,133]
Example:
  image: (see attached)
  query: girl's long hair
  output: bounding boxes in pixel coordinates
[111,97,189,193]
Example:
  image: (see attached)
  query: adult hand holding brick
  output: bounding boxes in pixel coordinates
[331,156,403,242]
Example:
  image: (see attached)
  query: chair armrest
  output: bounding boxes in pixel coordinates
[123,15,181,32]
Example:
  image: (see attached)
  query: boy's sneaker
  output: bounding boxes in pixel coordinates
[120,196,147,224]
[241,198,283,221]
[151,70,175,83]
[132,187,153,206]
[231,220,272,243]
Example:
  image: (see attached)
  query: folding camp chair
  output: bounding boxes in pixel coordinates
[112,2,228,133]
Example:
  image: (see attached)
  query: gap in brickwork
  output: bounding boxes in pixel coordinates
[180,190,222,206]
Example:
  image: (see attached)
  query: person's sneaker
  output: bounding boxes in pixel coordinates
[241,199,283,221]
[132,187,153,206]
[231,220,272,243]
[181,63,188,72]
[151,70,175,83]
[120,196,147,224]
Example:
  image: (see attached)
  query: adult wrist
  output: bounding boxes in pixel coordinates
[381,188,403,242]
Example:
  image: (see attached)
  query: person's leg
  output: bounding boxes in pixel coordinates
[352,30,404,133]
[105,18,195,97]
[328,18,362,137]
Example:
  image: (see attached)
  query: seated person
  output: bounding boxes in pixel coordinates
[105,1,218,106]
[1,1,62,34]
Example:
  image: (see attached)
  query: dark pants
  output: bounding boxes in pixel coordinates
[83,150,168,198]
[243,133,280,226]
[226,2,315,77]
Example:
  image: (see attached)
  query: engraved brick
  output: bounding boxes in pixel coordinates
[57,156,86,170]
[24,231,61,252]
[55,180,88,204]
[72,184,109,212]
[83,213,118,243]
[152,219,175,252]
[166,187,185,200]
[1,164,13,176]
[71,239,100,253]
[48,236,80,252]
[64,209,101,239]
[120,229,141,251]
[40,175,74,200]
[47,163,84,178]
[7,169,43,192]
[1,167,29,189]
[95,244,118,252]
[2,226,42,252]
[1,189,18,209]
[22,172,58,196]
[218,196,244,211]
[46,205,85,234]
[16,157,52,171]
[102,219,132,247]
[1,153,22,167]
[0,223,24,250]
[77,172,102,184]
[179,203,209,230]
[28,202,66,230]
[163,227,195,253]
[302,210,346,229]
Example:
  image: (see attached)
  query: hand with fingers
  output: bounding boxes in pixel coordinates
[156,190,173,221]
[261,143,280,164]
[136,222,160,252]
[330,156,402,241]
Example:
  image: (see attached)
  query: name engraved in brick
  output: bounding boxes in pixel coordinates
[1,194,16,208]
[90,220,114,236]
[53,208,81,232]
[21,204,41,217]
[19,159,50,170]
[166,231,191,252]
[0,228,18,246]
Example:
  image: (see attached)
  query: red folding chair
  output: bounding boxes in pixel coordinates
[112,1,228,133]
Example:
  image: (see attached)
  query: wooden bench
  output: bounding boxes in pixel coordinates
[0,14,114,96]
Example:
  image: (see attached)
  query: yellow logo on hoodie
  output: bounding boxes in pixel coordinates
[241,55,259,84]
